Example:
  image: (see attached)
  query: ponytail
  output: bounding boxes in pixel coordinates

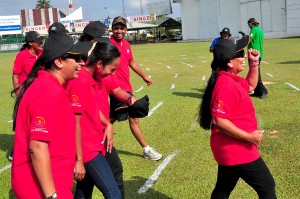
[11,56,45,131]
[19,42,29,52]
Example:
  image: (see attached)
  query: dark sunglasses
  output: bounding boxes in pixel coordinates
[61,54,83,63]
[232,50,245,59]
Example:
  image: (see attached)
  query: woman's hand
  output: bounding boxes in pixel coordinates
[248,48,260,67]
[74,160,85,181]
[102,123,114,153]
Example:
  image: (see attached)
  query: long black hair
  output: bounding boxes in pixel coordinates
[198,59,229,130]
[88,42,120,67]
[19,42,30,51]
[11,57,54,131]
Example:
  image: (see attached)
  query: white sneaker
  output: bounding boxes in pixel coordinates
[143,147,163,161]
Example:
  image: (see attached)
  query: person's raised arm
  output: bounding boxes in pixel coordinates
[246,48,260,92]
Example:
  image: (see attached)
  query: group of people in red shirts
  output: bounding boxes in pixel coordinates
[10,16,162,199]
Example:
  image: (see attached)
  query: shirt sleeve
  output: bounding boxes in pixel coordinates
[29,93,62,142]
[12,52,24,74]
[211,85,236,120]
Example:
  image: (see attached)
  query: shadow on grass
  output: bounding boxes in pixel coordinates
[117,150,144,158]
[0,134,14,160]
[172,88,204,99]
[125,176,172,199]
[278,60,300,64]
[9,188,15,199]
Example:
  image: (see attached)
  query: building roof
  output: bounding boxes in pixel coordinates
[143,17,181,29]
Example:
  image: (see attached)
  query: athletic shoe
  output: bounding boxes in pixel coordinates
[143,147,163,161]
[8,150,13,161]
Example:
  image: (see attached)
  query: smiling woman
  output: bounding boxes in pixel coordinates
[10,33,91,199]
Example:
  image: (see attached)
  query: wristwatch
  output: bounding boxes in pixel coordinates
[45,192,58,199]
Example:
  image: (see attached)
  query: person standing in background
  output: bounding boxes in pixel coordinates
[209,27,232,53]
[248,18,268,99]
[109,16,163,161]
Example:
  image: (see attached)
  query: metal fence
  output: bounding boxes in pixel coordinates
[0,38,25,53]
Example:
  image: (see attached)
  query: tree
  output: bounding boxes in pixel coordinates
[36,0,52,9]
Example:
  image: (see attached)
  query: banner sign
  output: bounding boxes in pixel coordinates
[0,15,22,35]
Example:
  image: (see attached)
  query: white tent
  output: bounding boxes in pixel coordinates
[60,7,83,21]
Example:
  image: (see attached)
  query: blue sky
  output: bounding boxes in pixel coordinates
[0,0,180,21]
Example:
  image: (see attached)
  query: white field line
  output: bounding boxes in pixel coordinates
[202,76,205,81]
[146,68,150,71]
[139,64,144,66]
[157,62,162,65]
[148,75,151,78]
[170,84,175,90]
[161,58,167,60]
[0,164,11,173]
[266,73,273,77]
[256,113,264,130]
[285,82,300,91]
[261,61,269,64]
[166,66,172,69]
[174,74,178,78]
[8,120,13,123]
[138,151,179,194]
[200,60,207,63]
[148,102,163,117]
[144,60,149,62]
[188,117,198,132]
[134,86,144,93]
[180,62,186,65]
[187,64,194,68]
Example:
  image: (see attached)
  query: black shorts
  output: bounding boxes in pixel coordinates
[109,92,133,121]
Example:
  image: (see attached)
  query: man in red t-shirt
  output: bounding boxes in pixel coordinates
[109,16,162,161]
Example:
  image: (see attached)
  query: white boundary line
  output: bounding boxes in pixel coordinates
[146,68,150,71]
[180,62,186,65]
[148,75,151,78]
[200,60,207,63]
[166,66,172,69]
[8,120,13,123]
[188,117,198,132]
[139,64,144,66]
[157,62,162,65]
[261,61,269,64]
[174,74,178,78]
[170,84,175,90]
[148,102,163,117]
[0,164,11,173]
[202,76,205,81]
[138,151,179,194]
[285,82,300,91]
[134,86,144,93]
[187,64,194,68]
[266,73,273,77]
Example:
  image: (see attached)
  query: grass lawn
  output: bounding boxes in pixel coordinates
[0,38,299,199]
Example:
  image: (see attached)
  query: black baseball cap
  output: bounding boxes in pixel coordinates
[42,33,93,63]
[25,31,45,42]
[48,22,68,35]
[220,27,231,37]
[112,16,127,27]
[83,21,106,42]
[248,18,259,25]
[213,36,250,62]
[128,95,150,118]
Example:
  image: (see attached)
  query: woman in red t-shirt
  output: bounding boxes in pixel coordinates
[198,36,276,198]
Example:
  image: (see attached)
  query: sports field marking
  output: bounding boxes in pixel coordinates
[266,73,273,77]
[148,102,163,117]
[187,64,194,68]
[166,66,172,69]
[188,117,198,132]
[139,64,144,66]
[174,74,178,78]
[138,151,179,194]
[202,76,205,81]
[285,82,300,91]
[256,113,264,130]
[146,68,150,71]
[161,58,167,60]
[200,60,207,63]
[170,84,175,90]
[134,86,144,93]
[157,62,162,65]
[261,61,269,64]
[8,120,13,123]
[144,60,149,62]
[0,164,11,173]
[180,62,186,65]
[148,75,151,78]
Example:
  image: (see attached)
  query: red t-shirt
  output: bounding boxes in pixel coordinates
[12,48,42,84]
[11,71,76,199]
[110,37,133,92]
[67,68,106,161]
[210,71,260,166]
[99,74,120,119]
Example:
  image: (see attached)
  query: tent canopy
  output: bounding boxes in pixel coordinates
[143,17,181,29]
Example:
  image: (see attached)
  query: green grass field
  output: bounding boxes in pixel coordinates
[0,38,299,199]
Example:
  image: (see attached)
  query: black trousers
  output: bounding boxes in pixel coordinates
[254,58,268,96]
[105,147,125,199]
[211,157,276,199]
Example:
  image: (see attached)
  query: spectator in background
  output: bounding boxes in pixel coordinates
[248,18,268,99]
[209,27,232,53]
[48,22,69,36]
